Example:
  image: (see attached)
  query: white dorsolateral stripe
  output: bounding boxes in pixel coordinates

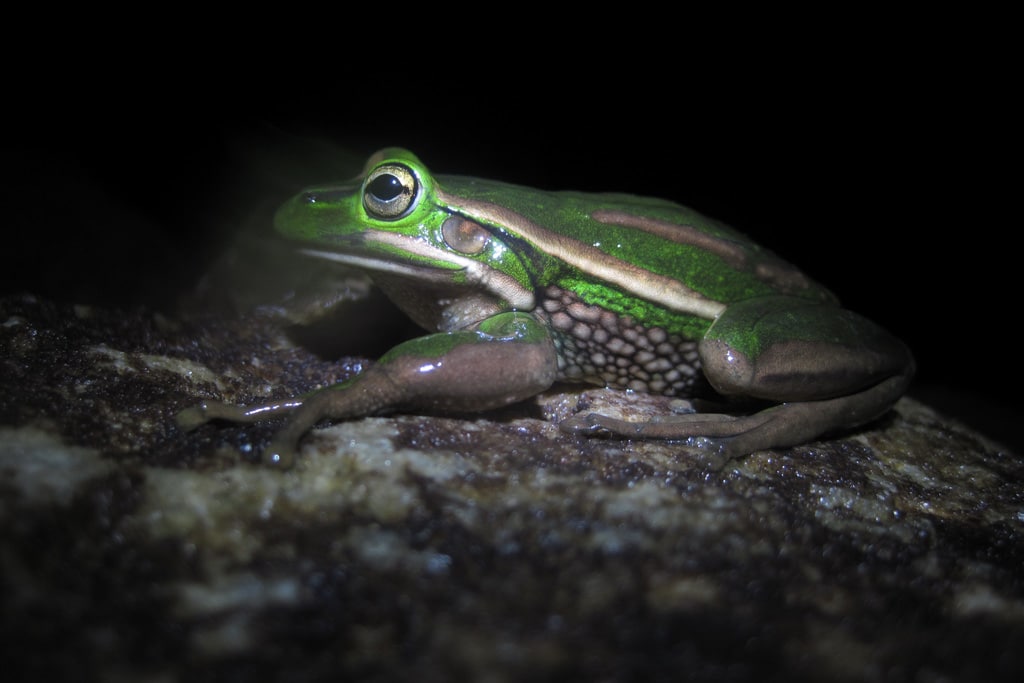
[437,190,727,321]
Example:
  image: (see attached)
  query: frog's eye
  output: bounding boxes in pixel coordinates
[441,216,491,255]
[363,164,418,219]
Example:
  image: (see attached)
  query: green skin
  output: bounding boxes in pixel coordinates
[178,148,914,468]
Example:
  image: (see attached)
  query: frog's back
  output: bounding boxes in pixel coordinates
[438,175,836,312]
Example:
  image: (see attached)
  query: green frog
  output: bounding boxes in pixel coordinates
[178,148,914,468]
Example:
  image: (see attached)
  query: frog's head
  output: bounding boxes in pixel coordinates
[274,148,536,320]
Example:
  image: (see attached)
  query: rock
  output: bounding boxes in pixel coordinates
[1,293,1022,682]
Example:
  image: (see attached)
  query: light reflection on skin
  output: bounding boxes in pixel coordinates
[418,361,442,374]
[244,401,304,418]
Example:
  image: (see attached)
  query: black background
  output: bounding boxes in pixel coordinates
[3,51,1017,451]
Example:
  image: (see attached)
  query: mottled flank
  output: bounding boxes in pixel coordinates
[538,285,704,396]
[1,293,1022,683]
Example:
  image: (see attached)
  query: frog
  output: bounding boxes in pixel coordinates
[177,147,914,468]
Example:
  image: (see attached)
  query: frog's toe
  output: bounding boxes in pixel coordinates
[175,404,213,431]
[262,439,300,469]
[560,413,644,437]
[563,410,760,440]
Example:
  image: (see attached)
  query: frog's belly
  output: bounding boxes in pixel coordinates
[536,286,704,396]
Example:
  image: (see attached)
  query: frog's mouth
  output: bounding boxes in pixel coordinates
[296,230,535,310]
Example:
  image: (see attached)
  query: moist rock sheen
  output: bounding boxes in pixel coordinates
[1,293,1022,683]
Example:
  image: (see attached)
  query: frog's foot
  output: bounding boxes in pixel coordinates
[176,399,308,469]
[561,410,774,461]
[562,392,887,461]
[562,377,906,462]
[262,437,301,470]
[562,410,758,469]
[561,410,764,439]
[175,402,236,431]
[175,399,305,431]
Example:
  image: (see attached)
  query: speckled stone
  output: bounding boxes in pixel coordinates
[1,293,1022,682]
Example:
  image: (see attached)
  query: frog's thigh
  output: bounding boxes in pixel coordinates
[700,297,913,401]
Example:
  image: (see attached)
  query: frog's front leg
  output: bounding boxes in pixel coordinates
[563,297,914,462]
[177,313,558,468]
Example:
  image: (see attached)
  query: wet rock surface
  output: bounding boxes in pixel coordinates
[1,293,1022,682]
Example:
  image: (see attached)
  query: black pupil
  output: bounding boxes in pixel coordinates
[368,174,404,201]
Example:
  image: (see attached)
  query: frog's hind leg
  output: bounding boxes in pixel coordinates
[560,372,911,462]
